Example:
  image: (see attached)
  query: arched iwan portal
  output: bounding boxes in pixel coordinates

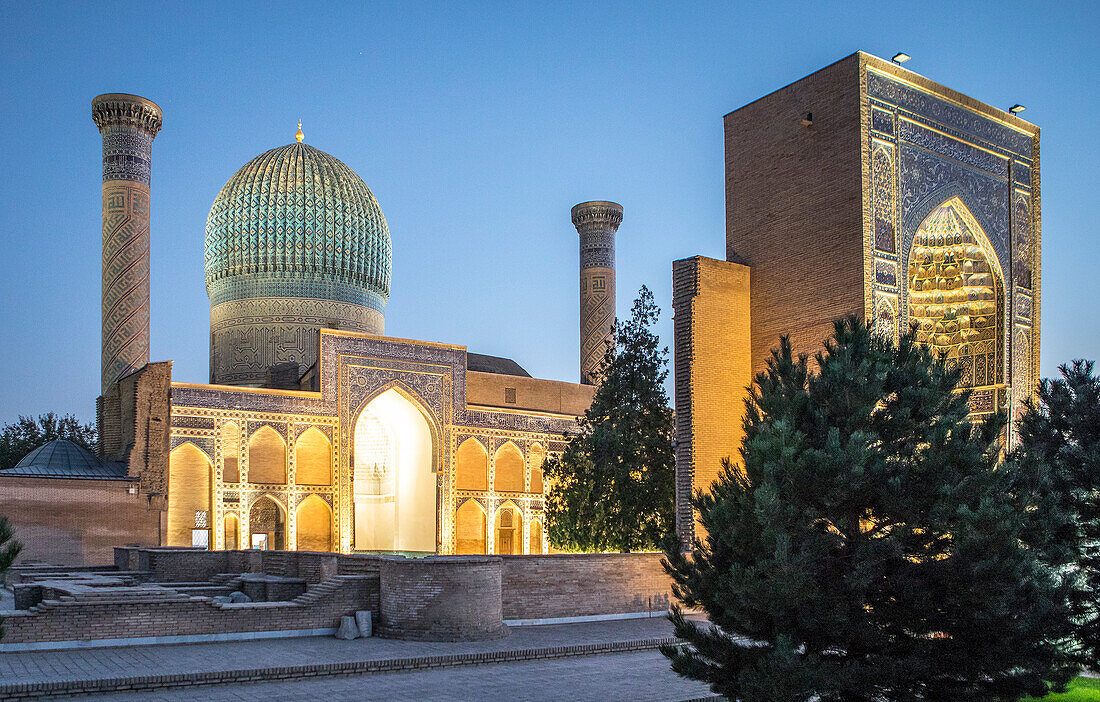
[907,197,1004,390]
[352,388,436,553]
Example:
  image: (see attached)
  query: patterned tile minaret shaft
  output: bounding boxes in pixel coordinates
[92,94,162,394]
[572,201,622,385]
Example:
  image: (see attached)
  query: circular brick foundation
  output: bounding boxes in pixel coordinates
[378,555,507,641]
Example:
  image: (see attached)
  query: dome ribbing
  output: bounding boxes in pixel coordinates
[204,142,391,310]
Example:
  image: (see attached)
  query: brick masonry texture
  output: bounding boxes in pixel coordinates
[379,556,506,641]
[0,548,672,647]
[0,476,160,565]
[724,53,865,373]
[0,574,379,645]
[500,553,672,619]
[672,257,752,545]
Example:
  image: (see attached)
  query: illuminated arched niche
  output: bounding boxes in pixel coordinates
[528,443,545,495]
[296,494,333,552]
[295,427,332,486]
[248,495,285,550]
[223,513,240,549]
[907,197,1004,390]
[455,498,487,554]
[529,518,544,554]
[455,437,488,491]
[167,442,212,547]
[248,426,287,484]
[352,388,436,553]
[493,442,524,493]
[495,502,520,555]
[220,422,239,483]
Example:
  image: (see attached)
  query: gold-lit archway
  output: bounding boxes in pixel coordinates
[907,197,1004,390]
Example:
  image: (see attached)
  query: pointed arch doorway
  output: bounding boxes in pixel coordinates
[352,387,437,553]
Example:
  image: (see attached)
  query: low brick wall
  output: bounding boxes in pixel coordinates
[500,553,672,620]
[379,556,505,641]
[112,547,379,585]
[0,575,378,646]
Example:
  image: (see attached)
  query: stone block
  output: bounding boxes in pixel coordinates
[355,610,372,637]
[336,615,359,640]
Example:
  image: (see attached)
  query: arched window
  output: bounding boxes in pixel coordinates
[248,426,287,484]
[167,442,212,547]
[220,422,239,483]
[908,197,1004,390]
[528,444,545,494]
[494,442,524,493]
[455,499,486,554]
[295,428,332,486]
[455,438,488,491]
[296,495,332,552]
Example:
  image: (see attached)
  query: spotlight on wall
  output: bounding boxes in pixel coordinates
[800,112,813,127]
[892,52,911,65]
[1009,104,1027,115]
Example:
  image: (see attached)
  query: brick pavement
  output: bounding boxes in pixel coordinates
[74,650,717,702]
[0,615,705,699]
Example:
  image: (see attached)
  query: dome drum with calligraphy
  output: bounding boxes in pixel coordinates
[204,137,391,387]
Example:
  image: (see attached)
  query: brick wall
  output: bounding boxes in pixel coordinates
[500,553,671,620]
[0,477,160,566]
[672,256,752,545]
[724,53,866,372]
[378,556,505,641]
[0,574,377,645]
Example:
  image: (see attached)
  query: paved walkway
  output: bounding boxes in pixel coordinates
[78,650,716,701]
[0,615,707,698]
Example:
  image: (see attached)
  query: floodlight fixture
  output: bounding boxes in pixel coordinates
[892,52,911,65]
[1009,104,1027,115]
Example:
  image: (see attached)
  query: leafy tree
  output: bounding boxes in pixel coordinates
[662,317,1076,701]
[1017,360,1100,667]
[544,285,674,552]
[0,413,98,470]
[0,516,20,638]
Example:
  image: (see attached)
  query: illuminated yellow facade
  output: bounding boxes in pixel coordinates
[167,332,587,555]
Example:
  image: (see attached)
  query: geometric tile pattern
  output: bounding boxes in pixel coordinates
[92,94,162,394]
[571,201,622,385]
[203,141,391,386]
[863,66,1040,437]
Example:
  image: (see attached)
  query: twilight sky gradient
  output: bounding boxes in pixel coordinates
[0,1,1096,424]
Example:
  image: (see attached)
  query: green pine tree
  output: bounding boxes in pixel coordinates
[544,285,674,553]
[662,317,1076,701]
[1018,359,1100,668]
[0,412,98,470]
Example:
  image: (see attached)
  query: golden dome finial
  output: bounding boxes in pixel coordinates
[295,119,304,143]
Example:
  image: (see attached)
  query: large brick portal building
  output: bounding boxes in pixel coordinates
[674,52,1041,544]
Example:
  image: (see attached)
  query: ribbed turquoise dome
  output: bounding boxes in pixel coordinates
[204,142,391,311]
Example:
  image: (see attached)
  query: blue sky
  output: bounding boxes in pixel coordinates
[0,0,1096,424]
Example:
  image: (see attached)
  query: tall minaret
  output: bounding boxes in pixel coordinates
[92,94,162,393]
[571,201,622,385]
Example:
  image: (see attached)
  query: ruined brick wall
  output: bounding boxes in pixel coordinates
[500,553,671,620]
[725,53,866,372]
[0,574,377,645]
[0,477,160,566]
